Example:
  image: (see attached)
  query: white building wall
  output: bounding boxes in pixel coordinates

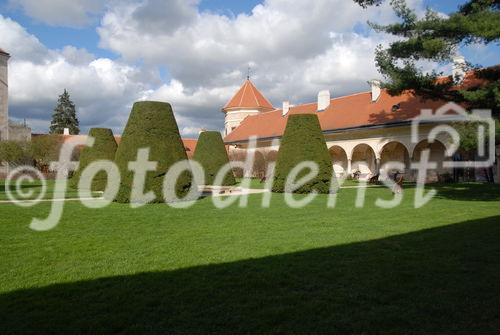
[0,52,9,140]
[227,124,455,182]
[224,109,260,136]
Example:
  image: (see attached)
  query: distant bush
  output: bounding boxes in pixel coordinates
[227,149,277,179]
[272,114,333,193]
[113,101,193,203]
[29,135,64,170]
[69,128,118,191]
[0,141,26,166]
[193,131,236,186]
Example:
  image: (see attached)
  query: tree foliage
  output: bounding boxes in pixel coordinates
[113,101,194,203]
[193,131,236,186]
[0,141,25,165]
[452,118,500,152]
[69,128,118,191]
[49,89,80,135]
[358,0,499,114]
[29,135,64,168]
[272,114,333,194]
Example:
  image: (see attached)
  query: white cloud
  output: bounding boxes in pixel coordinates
[1,15,152,134]
[97,0,409,97]
[8,0,105,27]
[3,0,444,138]
[0,15,47,62]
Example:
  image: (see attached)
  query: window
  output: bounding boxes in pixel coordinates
[391,104,400,112]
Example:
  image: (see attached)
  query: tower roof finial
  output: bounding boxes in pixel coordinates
[247,65,251,80]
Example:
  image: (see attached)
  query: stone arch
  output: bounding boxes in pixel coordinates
[329,145,348,177]
[266,150,278,163]
[251,150,266,178]
[412,139,450,182]
[351,143,376,178]
[379,141,410,178]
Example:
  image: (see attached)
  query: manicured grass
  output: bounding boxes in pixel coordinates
[236,177,365,188]
[0,180,100,201]
[0,182,499,334]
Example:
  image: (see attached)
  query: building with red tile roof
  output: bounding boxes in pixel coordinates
[221,79,275,136]
[221,61,497,182]
[222,79,274,112]
[48,134,197,158]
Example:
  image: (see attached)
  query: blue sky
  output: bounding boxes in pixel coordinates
[1,0,488,61]
[1,0,264,59]
[0,0,498,135]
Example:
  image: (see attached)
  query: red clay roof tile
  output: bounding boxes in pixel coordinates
[222,79,274,112]
[223,90,448,143]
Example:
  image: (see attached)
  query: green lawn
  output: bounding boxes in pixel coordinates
[235,177,367,188]
[0,181,499,334]
[0,180,100,201]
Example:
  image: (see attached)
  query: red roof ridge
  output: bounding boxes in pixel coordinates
[332,91,371,100]
[238,80,249,106]
[222,79,274,112]
[263,90,374,115]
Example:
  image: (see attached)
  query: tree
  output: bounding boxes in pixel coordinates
[29,135,64,170]
[114,101,194,203]
[0,141,25,166]
[272,114,333,194]
[193,131,236,186]
[49,89,80,135]
[451,119,500,182]
[355,0,499,114]
[69,128,118,191]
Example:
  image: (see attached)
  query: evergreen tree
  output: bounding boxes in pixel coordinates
[354,0,499,115]
[49,89,80,135]
[272,114,333,194]
[69,128,118,191]
[113,101,194,204]
[193,131,236,186]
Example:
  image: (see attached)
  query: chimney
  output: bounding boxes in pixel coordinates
[368,79,381,102]
[63,128,70,135]
[282,101,290,116]
[452,55,466,84]
[317,90,330,111]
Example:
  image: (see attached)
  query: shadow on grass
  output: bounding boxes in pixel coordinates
[1,216,499,334]
[377,183,500,202]
[432,183,500,201]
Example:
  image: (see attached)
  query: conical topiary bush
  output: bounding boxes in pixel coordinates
[113,101,193,203]
[69,128,118,191]
[272,114,333,193]
[193,131,236,186]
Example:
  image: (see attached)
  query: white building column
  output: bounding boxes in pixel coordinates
[375,158,381,175]
[495,147,500,184]
[347,159,352,176]
[0,50,10,140]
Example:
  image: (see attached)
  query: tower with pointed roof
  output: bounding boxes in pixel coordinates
[221,79,274,136]
[0,48,9,140]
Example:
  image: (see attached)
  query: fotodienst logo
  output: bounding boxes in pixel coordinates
[4,102,496,231]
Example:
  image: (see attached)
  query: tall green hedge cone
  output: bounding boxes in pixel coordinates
[193,131,236,186]
[69,128,118,191]
[272,114,333,193]
[113,101,194,203]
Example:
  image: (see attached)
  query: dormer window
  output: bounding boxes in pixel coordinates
[391,104,400,112]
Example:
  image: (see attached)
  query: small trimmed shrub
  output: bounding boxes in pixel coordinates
[193,131,236,186]
[0,141,26,166]
[114,101,193,203]
[69,128,118,191]
[272,114,333,193]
